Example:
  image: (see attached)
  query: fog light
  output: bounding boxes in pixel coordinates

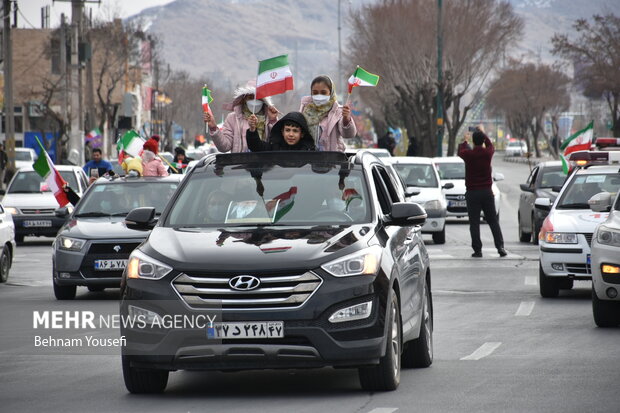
[601,264,620,274]
[127,305,162,325]
[431,221,438,228]
[606,288,618,299]
[59,272,71,279]
[328,301,373,324]
[551,263,564,271]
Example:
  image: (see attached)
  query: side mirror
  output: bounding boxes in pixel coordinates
[55,207,71,218]
[442,183,454,190]
[551,185,563,193]
[588,191,612,213]
[405,187,421,197]
[534,197,552,211]
[125,207,157,231]
[387,202,427,227]
[493,172,505,182]
[519,183,533,193]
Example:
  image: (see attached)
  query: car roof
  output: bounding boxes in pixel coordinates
[574,164,620,175]
[537,160,563,168]
[15,147,36,151]
[16,165,83,172]
[432,156,463,163]
[92,174,184,184]
[383,156,433,165]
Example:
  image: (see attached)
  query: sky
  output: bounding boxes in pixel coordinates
[18,0,175,29]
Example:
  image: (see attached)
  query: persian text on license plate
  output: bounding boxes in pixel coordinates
[23,220,52,228]
[207,321,284,339]
[449,201,467,207]
[94,259,127,271]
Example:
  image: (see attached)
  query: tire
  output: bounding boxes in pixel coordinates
[53,281,76,300]
[592,289,620,327]
[558,279,574,290]
[518,215,531,243]
[402,279,433,368]
[539,264,559,298]
[432,227,445,245]
[122,355,169,394]
[15,234,24,244]
[0,245,10,283]
[358,292,401,391]
[87,286,105,292]
[531,216,540,245]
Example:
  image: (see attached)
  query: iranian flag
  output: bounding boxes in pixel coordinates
[560,121,594,174]
[342,188,363,210]
[116,130,145,164]
[32,137,69,207]
[348,66,380,94]
[265,186,297,223]
[202,86,213,115]
[255,55,294,100]
[85,128,102,148]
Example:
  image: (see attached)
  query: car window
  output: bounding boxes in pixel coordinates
[165,163,370,226]
[15,150,33,161]
[393,164,438,188]
[539,168,566,188]
[7,170,78,193]
[435,162,464,180]
[74,181,179,216]
[557,173,620,209]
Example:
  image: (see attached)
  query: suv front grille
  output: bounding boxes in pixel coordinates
[565,263,591,275]
[21,208,55,215]
[580,233,593,247]
[173,271,322,310]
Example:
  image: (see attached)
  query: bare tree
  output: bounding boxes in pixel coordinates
[348,0,523,156]
[552,14,620,137]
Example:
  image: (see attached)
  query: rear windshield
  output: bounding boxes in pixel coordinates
[8,170,78,194]
[393,164,438,188]
[557,173,620,209]
[435,162,464,180]
[74,181,179,217]
[539,167,566,188]
[15,151,34,161]
[165,163,370,227]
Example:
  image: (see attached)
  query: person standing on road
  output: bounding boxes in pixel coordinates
[203,82,279,153]
[82,148,113,184]
[458,128,506,258]
[0,143,8,190]
[300,75,356,151]
[378,131,396,155]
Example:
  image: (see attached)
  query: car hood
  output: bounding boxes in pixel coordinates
[143,224,369,272]
[406,187,445,205]
[536,189,559,201]
[440,179,465,195]
[60,217,149,240]
[2,193,61,209]
[547,209,610,233]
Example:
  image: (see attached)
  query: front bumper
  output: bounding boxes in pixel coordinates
[591,242,620,301]
[539,237,592,280]
[421,217,445,233]
[13,215,66,237]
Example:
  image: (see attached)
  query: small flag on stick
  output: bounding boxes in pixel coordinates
[202,85,213,115]
[348,66,380,94]
[255,54,294,100]
[32,137,69,207]
[116,130,145,164]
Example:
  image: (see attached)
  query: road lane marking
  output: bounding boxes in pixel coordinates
[368,409,398,413]
[460,342,502,361]
[525,276,537,286]
[515,301,535,316]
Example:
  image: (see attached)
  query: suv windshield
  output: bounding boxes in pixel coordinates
[393,164,438,188]
[8,170,78,194]
[435,162,464,180]
[557,173,620,209]
[75,181,179,216]
[165,161,370,227]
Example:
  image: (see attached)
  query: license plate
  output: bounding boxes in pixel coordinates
[207,321,284,339]
[449,201,467,207]
[94,259,128,271]
[23,220,52,228]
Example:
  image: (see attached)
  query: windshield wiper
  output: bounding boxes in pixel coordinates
[557,203,589,209]
[74,211,112,217]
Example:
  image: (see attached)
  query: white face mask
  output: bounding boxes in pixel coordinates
[246,99,264,112]
[312,94,331,106]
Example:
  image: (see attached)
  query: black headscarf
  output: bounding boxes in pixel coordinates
[269,112,316,151]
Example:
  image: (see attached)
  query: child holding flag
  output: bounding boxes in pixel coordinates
[300,75,356,152]
[204,82,279,153]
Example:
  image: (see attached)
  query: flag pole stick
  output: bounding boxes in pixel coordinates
[158,154,178,173]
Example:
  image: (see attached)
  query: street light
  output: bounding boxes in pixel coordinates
[436,0,444,157]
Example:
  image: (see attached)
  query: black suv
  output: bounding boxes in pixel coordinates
[120,151,433,393]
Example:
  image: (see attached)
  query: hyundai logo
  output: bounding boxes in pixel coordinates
[457,195,465,201]
[113,245,122,252]
[229,275,260,291]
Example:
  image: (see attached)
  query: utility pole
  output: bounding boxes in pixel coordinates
[435,0,444,157]
[69,0,84,165]
[59,13,68,160]
[2,0,15,174]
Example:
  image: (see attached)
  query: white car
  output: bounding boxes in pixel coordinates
[536,163,620,298]
[384,157,451,244]
[14,147,38,170]
[345,148,392,159]
[0,203,16,283]
[432,157,503,219]
[2,166,89,243]
[589,190,620,327]
[505,140,528,157]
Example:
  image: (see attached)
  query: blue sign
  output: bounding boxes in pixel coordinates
[24,132,58,162]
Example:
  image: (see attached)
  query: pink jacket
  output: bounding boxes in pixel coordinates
[142,157,168,177]
[299,96,357,152]
[208,106,275,153]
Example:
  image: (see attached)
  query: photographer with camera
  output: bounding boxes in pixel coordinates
[458,127,506,258]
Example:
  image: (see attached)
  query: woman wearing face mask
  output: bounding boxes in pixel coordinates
[204,82,278,153]
[300,75,356,152]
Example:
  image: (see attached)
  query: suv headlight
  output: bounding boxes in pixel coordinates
[322,245,382,277]
[596,225,620,247]
[5,207,19,215]
[57,236,86,251]
[127,250,172,280]
[543,232,578,244]
[424,200,442,212]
